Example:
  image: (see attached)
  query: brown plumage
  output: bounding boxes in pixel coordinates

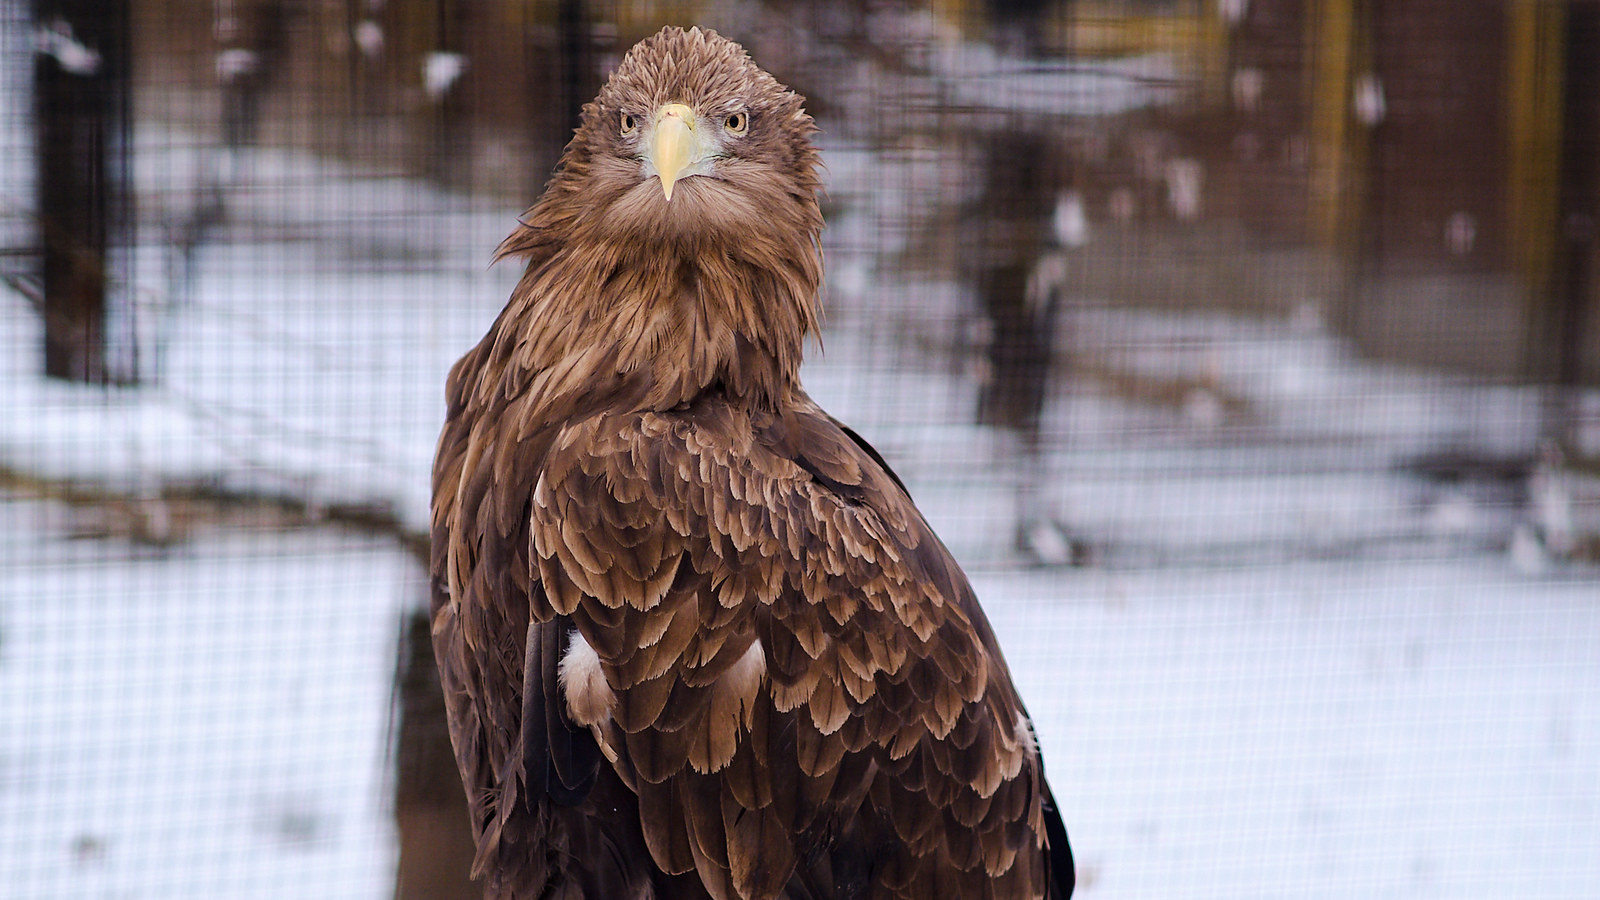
[430,26,1074,900]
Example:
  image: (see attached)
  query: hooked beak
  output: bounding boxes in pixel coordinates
[649,103,698,201]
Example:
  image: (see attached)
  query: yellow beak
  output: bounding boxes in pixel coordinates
[649,103,697,201]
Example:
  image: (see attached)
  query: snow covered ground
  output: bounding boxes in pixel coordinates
[989,561,1600,899]
[3,41,1599,900]
[3,496,1596,900]
[0,501,418,900]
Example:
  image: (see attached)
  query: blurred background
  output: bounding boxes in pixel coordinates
[2,1,1598,898]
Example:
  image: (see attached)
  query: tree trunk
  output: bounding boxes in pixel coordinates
[34,0,132,383]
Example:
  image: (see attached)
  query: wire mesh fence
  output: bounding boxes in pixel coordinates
[2,2,1597,899]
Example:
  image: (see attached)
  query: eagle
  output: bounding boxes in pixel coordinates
[430,25,1075,900]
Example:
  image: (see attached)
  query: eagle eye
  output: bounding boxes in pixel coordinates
[723,111,749,135]
[620,113,638,135]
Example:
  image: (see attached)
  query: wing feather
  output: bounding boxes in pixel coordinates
[723,790,795,900]
[528,392,1060,899]
[636,778,697,875]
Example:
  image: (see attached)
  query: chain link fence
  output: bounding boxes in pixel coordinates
[2,2,1597,898]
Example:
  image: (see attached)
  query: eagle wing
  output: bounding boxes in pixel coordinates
[529,391,1065,900]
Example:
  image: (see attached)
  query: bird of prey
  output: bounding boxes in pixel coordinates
[430,25,1075,900]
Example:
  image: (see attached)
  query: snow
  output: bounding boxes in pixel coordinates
[929,45,1185,118]
[0,502,418,899]
[33,17,101,76]
[423,52,467,99]
[985,561,1600,898]
[7,499,1593,899]
[215,48,258,81]
[353,21,384,60]
[0,239,511,528]
[1,120,518,529]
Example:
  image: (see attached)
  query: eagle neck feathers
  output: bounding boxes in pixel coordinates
[485,204,822,423]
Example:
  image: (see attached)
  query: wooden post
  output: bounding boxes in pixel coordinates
[555,0,591,158]
[33,0,132,383]
[393,608,479,900]
[426,0,471,188]
[1507,0,1566,294]
[1305,0,1360,254]
[1546,2,1599,450]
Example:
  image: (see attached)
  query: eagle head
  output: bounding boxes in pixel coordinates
[492,27,825,410]
[530,26,823,255]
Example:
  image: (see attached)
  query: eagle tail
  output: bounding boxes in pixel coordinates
[523,619,601,807]
[1042,778,1076,900]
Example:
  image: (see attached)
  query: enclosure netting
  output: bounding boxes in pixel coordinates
[1,2,1597,899]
